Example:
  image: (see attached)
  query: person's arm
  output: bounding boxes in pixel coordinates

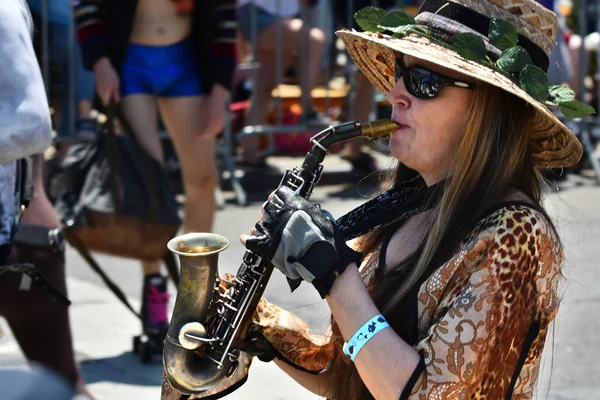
[327,265,421,399]
[73,0,119,105]
[73,0,108,71]
[0,0,52,163]
[245,294,336,397]
[326,214,562,399]
[273,358,333,397]
[198,0,237,137]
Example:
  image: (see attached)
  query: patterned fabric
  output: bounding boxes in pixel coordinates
[162,204,561,399]
[0,162,18,246]
[336,175,441,240]
[402,204,561,398]
[414,12,503,60]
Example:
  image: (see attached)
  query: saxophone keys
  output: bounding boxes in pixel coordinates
[178,322,208,350]
[222,302,238,312]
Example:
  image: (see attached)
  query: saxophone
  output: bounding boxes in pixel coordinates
[163,120,399,395]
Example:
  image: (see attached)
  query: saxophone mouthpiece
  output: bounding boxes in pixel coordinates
[360,120,400,139]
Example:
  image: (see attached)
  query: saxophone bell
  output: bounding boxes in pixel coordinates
[164,233,230,395]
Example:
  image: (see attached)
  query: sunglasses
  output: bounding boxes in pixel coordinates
[394,57,476,99]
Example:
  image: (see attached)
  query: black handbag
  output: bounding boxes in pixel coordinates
[53,104,181,318]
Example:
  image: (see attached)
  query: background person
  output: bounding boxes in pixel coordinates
[236,0,327,168]
[73,0,237,348]
[0,0,89,398]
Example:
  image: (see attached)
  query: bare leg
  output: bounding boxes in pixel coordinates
[157,95,217,234]
[240,50,279,164]
[303,26,326,111]
[568,35,582,95]
[239,19,325,163]
[256,18,325,112]
[120,95,162,275]
[343,72,376,159]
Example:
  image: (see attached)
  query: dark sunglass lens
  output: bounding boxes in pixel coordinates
[406,67,443,98]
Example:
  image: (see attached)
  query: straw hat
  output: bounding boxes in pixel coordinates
[336,0,594,168]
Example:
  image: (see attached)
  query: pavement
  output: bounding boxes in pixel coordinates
[1,149,600,399]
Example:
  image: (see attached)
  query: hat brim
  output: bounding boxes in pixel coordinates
[336,30,583,169]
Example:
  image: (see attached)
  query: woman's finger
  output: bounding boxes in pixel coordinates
[261,200,269,218]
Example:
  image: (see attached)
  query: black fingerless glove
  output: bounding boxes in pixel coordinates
[245,186,362,298]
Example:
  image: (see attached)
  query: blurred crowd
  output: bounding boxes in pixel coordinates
[0,0,598,398]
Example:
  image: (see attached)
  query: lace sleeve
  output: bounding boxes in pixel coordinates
[404,210,562,399]
[162,277,335,400]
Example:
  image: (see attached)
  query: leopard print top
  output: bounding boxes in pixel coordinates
[162,204,562,400]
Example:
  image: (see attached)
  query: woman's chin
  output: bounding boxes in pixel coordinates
[388,143,405,163]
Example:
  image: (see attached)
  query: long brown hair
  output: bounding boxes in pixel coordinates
[327,82,559,400]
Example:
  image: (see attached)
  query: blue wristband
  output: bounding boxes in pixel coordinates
[342,314,390,361]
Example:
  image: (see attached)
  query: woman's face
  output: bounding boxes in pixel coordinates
[387,55,475,185]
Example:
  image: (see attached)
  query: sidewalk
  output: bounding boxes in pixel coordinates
[1,163,600,399]
[0,275,320,399]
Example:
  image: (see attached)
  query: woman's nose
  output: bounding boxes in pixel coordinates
[387,78,411,109]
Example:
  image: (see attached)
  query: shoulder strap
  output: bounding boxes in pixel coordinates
[64,229,142,321]
[19,156,34,209]
[506,320,541,399]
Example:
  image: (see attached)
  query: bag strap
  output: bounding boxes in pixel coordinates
[64,229,142,321]
[0,263,71,306]
[106,103,162,223]
[103,107,126,214]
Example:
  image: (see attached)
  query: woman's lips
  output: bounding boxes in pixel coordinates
[392,121,409,131]
[391,115,409,130]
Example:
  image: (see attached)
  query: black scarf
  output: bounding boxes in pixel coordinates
[336,175,444,241]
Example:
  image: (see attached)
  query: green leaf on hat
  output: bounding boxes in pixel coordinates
[497,46,533,73]
[488,19,518,51]
[558,100,596,119]
[378,10,416,31]
[452,33,487,62]
[519,65,550,102]
[384,24,417,37]
[354,6,387,33]
[548,85,576,104]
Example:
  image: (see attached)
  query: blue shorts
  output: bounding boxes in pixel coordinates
[120,37,204,97]
[237,4,278,43]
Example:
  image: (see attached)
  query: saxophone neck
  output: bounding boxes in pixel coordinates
[360,120,400,139]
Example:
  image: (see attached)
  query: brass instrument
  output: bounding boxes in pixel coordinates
[163,120,399,395]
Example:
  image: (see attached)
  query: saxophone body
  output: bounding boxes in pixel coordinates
[163,120,399,395]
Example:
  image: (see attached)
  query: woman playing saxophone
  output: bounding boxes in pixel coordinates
[164,0,594,398]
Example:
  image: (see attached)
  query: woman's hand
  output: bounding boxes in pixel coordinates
[201,83,228,138]
[240,186,362,298]
[93,57,120,106]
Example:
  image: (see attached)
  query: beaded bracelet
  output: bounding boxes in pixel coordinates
[342,314,390,361]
